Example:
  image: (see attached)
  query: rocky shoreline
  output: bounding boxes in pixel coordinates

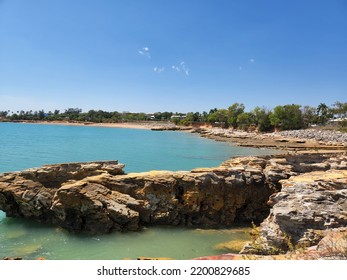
[191,127,347,151]
[271,129,347,145]
[1,152,347,259]
[1,123,347,259]
[240,168,347,259]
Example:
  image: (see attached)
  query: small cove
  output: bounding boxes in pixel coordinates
[0,122,277,259]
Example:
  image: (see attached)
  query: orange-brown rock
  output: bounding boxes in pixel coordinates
[241,168,347,256]
[1,154,346,235]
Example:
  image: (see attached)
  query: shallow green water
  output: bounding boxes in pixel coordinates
[0,122,274,259]
[0,212,250,260]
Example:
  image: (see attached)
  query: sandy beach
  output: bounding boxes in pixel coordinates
[23,120,175,130]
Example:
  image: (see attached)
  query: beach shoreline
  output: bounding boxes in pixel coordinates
[4,120,346,153]
[1,120,347,260]
[12,120,167,130]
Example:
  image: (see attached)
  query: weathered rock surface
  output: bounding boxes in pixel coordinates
[196,227,347,259]
[242,166,347,256]
[0,154,346,236]
[0,163,273,232]
[0,161,126,232]
[274,129,347,146]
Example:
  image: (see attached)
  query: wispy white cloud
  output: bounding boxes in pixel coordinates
[181,61,189,76]
[172,61,189,76]
[138,47,151,58]
[239,58,256,71]
[172,65,180,72]
[154,67,165,74]
[138,47,190,76]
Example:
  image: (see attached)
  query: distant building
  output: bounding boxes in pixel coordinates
[171,115,186,120]
[145,113,155,120]
[327,117,347,125]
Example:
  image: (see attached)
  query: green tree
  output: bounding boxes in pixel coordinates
[236,112,255,130]
[331,101,347,118]
[38,110,45,120]
[181,112,194,126]
[181,112,201,125]
[0,111,8,118]
[227,103,245,128]
[316,103,332,124]
[201,111,208,122]
[11,113,19,120]
[270,104,304,130]
[302,106,318,127]
[207,109,229,127]
[64,108,82,120]
[252,107,273,132]
[161,112,173,120]
[209,108,217,114]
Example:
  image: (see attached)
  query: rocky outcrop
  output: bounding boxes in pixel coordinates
[193,127,347,150]
[0,154,346,235]
[241,167,347,255]
[0,161,273,233]
[151,126,192,131]
[0,161,126,232]
[274,129,347,146]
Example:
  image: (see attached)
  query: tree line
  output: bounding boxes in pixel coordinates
[0,108,179,123]
[178,101,347,131]
[0,101,346,132]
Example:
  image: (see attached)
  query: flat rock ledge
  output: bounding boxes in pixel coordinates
[193,127,347,151]
[0,154,346,246]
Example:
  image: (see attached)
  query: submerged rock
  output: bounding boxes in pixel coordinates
[214,239,249,253]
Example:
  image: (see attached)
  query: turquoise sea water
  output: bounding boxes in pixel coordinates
[0,122,276,259]
[0,122,275,173]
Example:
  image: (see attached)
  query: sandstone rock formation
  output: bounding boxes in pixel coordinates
[0,161,126,232]
[0,153,346,240]
[0,159,273,233]
[241,166,347,256]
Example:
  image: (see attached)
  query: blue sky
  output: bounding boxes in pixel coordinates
[1,0,346,113]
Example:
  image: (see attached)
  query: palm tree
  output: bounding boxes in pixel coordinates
[316,103,330,124]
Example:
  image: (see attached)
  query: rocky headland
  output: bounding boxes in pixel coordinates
[1,152,347,259]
